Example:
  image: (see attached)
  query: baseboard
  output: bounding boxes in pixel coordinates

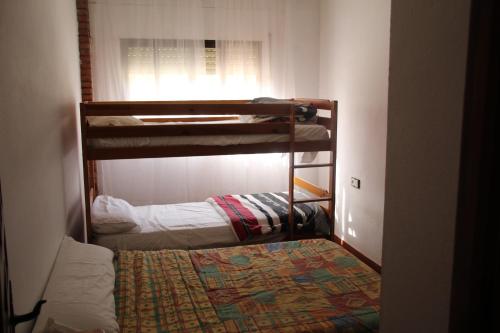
[333,235,382,274]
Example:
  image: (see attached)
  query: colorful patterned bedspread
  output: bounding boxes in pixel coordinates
[114,239,380,333]
[206,192,320,241]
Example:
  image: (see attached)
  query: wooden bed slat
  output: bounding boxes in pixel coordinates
[86,123,291,138]
[317,116,332,128]
[294,197,333,204]
[140,116,239,123]
[84,99,332,109]
[82,102,292,116]
[87,140,332,160]
[86,99,251,105]
[293,163,334,169]
[293,176,331,198]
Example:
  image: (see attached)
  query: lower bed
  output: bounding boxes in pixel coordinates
[93,191,330,251]
[115,239,380,332]
[94,201,240,250]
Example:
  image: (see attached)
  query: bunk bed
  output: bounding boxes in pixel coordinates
[80,99,338,247]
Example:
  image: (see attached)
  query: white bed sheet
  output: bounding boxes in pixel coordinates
[93,201,238,250]
[89,123,329,149]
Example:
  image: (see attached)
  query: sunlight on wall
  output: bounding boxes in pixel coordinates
[347,212,356,237]
[341,186,346,240]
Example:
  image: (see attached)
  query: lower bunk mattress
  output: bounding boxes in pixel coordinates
[93,191,330,251]
[114,239,380,332]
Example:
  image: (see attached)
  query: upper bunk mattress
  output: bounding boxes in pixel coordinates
[88,123,329,149]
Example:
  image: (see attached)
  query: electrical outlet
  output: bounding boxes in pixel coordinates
[351,177,361,189]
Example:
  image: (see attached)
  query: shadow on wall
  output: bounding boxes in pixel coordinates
[59,102,84,242]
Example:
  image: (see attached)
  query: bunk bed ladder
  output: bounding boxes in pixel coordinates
[288,105,296,241]
[288,101,337,242]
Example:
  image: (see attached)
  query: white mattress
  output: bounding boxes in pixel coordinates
[89,123,329,149]
[93,202,238,250]
[93,191,326,251]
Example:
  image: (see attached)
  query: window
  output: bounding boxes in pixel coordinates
[121,38,262,100]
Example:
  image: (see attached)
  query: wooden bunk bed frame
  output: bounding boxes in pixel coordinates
[80,99,338,244]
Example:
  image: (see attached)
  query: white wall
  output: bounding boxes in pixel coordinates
[0,0,82,331]
[318,0,391,264]
[288,0,320,99]
[380,1,470,332]
[290,0,321,184]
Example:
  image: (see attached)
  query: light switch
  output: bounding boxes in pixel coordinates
[351,177,361,189]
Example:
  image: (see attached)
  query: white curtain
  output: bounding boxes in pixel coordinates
[90,0,298,205]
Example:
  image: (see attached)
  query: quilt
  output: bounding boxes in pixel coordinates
[206,192,319,241]
[114,239,380,332]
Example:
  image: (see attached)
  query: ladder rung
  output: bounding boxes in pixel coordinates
[293,197,333,204]
[293,163,334,169]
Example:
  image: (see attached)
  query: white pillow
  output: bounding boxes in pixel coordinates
[87,116,143,127]
[91,195,139,234]
[33,237,118,333]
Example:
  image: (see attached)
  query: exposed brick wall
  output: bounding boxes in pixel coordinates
[76,0,98,198]
[76,0,93,102]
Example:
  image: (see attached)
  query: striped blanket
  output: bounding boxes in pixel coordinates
[206,192,319,241]
[114,239,380,332]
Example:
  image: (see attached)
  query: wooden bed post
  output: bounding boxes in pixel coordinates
[80,103,92,242]
[288,104,296,241]
[76,0,95,243]
[329,101,338,241]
